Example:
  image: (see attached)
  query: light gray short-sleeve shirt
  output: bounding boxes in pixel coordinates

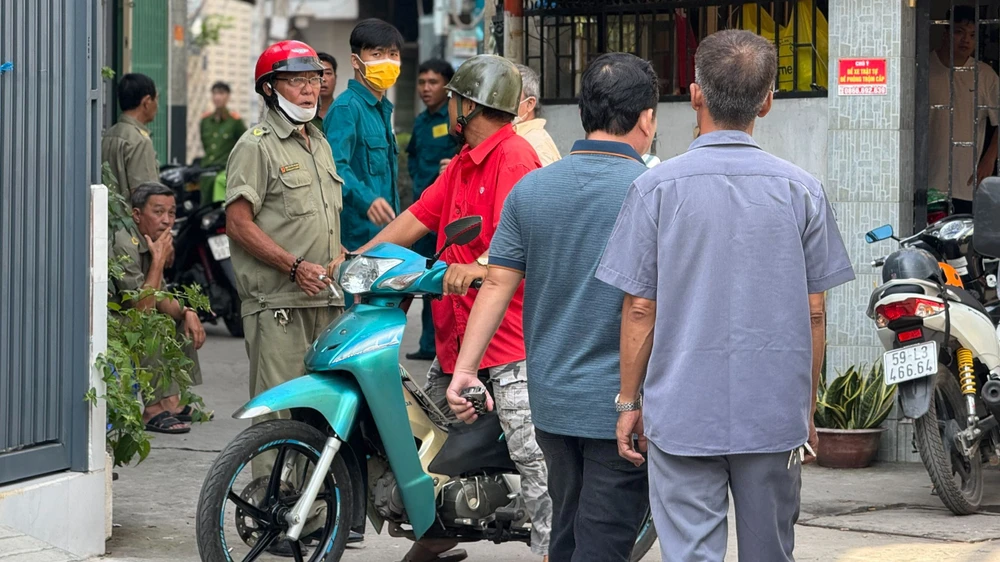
[596,130,855,456]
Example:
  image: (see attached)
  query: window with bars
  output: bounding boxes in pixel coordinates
[522,0,829,103]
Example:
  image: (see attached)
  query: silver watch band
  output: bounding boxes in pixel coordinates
[615,393,642,412]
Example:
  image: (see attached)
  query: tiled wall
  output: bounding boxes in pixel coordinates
[827,0,919,461]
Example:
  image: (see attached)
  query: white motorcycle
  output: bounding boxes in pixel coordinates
[865,178,1000,515]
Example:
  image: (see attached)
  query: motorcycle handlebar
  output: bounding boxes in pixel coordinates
[872,257,886,268]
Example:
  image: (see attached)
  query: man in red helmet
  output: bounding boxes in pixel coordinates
[224,41,349,555]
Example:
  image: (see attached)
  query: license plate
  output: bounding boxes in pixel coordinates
[208,234,231,261]
[883,341,938,385]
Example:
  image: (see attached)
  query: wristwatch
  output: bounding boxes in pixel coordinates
[476,255,488,267]
[615,393,642,412]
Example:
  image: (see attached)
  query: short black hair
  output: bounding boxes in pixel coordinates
[948,6,977,26]
[481,106,515,125]
[131,182,175,210]
[579,53,659,135]
[418,59,455,82]
[317,52,338,73]
[694,30,776,130]
[118,73,157,112]
[350,18,404,55]
[211,81,231,93]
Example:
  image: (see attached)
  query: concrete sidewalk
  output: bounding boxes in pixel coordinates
[0,526,82,562]
[73,305,1000,561]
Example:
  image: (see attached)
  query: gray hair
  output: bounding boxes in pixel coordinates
[131,181,175,210]
[694,30,777,130]
[514,64,542,116]
[515,64,541,101]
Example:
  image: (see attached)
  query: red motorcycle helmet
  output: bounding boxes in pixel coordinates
[254,40,324,95]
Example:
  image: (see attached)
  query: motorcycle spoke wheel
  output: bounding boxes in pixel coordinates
[914,367,983,515]
[196,421,354,562]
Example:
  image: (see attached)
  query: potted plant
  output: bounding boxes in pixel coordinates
[813,362,897,468]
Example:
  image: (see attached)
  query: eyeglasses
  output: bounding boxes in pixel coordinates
[276,76,322,88]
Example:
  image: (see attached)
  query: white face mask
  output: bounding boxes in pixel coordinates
[276,91,317,124]
[512,97,535,126]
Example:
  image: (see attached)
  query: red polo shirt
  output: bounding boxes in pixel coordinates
[409,124,540,373]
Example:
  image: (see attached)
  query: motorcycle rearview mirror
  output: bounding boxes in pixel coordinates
[974,177,1000,258]
[865,225,896,244]
[428,216,483,267]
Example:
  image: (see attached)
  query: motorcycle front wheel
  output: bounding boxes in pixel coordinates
[196,420,353,562]
[914,367,983,515]
[630,507,657,561]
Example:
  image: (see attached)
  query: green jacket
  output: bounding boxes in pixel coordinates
[200,109,247,168]
[324,79,399,251]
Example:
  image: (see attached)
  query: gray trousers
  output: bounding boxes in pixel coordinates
[425,358,552,556]
[647,444,801,562]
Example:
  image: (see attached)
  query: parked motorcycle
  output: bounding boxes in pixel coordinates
[195,216,657,561]
[865,180,1000,515]
[159,162,243,337]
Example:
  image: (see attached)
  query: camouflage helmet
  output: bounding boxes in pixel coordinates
[445,55,522,116]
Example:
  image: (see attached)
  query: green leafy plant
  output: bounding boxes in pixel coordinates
[87,167,209,467]
[101,66,116,80]
[815,363,897,430]
[192,14,235,49]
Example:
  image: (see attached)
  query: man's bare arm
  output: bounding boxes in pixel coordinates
[353,210,432,254]
[452,267,523,375]
[620,294,656,402]
[809,293,826,417]
[226,199,297,275]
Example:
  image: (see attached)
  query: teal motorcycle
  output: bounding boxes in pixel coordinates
[195,217,657,562]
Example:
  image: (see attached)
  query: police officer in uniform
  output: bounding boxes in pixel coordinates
[199,81,246,205]
[102,73,161,200]
[225,39,352,555]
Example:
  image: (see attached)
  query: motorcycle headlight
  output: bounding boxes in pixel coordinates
[339,257,403,294]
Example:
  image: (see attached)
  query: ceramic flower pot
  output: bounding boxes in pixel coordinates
[815,427,885,468]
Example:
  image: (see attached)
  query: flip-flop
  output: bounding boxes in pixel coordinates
[175,404,215,422]
[145,411,191,434]
[398,548,468,562]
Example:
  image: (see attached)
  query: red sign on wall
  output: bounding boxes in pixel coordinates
[838,58,888,96]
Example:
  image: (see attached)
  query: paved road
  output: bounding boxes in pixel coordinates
[98,304,1000,561]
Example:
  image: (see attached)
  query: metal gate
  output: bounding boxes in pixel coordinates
[915,1,1000,224]
[0,0,98,485]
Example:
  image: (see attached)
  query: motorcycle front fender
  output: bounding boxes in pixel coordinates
[218,257,237,289]
[898,374,936,419]
[302,304,437,539]
[233,373,361,440]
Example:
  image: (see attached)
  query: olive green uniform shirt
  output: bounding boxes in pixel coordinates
[225,108,346,315]
[200,109,247,169]
[101,115,160,201]
[110,228,202,398]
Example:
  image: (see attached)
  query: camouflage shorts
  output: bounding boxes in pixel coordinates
[424,359,552,555]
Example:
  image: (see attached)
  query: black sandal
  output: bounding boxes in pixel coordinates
[399,548,468,562]
[145,411,191,434]
[175,404,215,422]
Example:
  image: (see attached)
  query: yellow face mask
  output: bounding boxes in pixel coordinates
[356,55,401,91]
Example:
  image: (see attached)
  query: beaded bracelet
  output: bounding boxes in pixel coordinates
[289,256,305,282]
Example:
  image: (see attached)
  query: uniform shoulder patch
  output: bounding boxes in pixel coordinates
[252,127,265,137]
[130,236,139,246]
[139,129,150,138]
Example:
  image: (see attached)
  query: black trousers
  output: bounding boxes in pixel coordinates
[535,428,649,562]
